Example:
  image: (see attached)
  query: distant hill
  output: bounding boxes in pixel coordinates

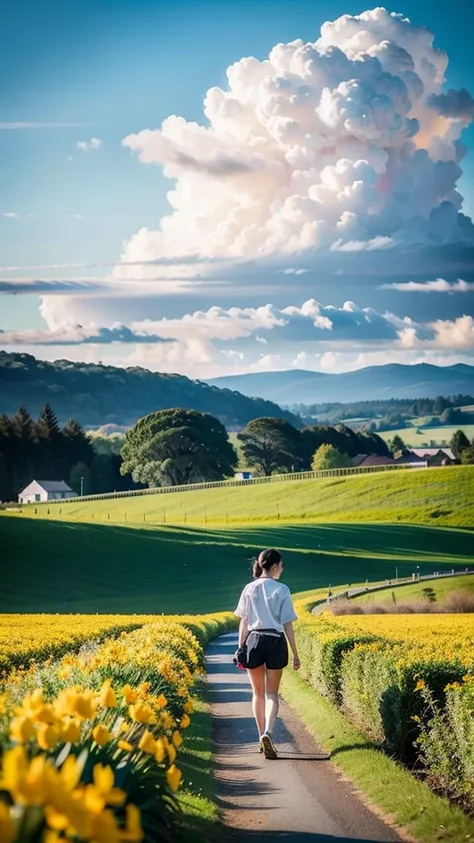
[0,352,299,429]
[208,363,474,405]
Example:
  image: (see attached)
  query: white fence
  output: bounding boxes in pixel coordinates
[43,461,415,506]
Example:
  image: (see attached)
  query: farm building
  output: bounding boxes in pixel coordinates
[234,471,254,480]
[18,480,77,505]
[409,447,455,466]
[351,454,395,467]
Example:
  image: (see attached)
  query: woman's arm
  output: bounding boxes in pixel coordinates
[283,621,301,670]
[238,617,249,648]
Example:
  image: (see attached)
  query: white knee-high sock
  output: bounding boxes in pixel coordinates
[264,693,279,735]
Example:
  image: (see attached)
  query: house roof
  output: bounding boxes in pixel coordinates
[33,480,73,492]
[410,448,455,460]
[358,455,395,467]
[395,452,427,464]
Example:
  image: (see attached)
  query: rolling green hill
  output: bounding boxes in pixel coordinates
[19,466,474,528]
[1,516,472,614]
[0,351,298,428]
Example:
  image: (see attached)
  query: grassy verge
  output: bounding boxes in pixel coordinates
[178,678,221,842]
[352,573,474,605]
[281,669,474,843]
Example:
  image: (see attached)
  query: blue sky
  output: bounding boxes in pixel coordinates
[1,1,474,376]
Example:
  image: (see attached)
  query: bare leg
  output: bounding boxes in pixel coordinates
[264,668,283,735]
[247,665,266,738]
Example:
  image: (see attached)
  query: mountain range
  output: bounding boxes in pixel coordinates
[208,363,474,406]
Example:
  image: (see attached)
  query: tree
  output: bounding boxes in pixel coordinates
[460,445,474,465]
[69,462,91,496]
[62,418,94,466]
[311,444,351,471]
[120,408,237,487]
[440,407,463,424]
[450,429,470,459]
[237,418,301,476]
[389,434,406,457]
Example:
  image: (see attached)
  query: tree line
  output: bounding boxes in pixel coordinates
[0,404,143,503]
[291,395,474,427]
[120,410,390,488]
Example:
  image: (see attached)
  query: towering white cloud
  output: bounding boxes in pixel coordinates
[118,6,474,279]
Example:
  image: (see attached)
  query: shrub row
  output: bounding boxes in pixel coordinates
[294,599,474,810]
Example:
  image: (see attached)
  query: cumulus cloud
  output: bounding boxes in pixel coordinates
[428,89,474,121]
[117,5,474,287]
[384,278,474,292]
[76,137,103,152]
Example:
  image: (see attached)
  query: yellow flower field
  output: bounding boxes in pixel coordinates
[0,614,163,675]
[0,611,236,843]
[320,612,474,668]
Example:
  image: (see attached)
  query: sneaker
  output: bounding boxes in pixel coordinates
[260,733,278,760]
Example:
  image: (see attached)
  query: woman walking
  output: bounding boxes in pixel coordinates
[234,548,300,759]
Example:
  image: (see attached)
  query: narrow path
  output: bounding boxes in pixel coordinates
[312,570,473,615]
[207,633,404,843]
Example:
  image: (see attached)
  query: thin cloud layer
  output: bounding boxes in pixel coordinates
[384,278,474,292]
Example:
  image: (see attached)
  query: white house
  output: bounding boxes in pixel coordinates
[18,480,77,505]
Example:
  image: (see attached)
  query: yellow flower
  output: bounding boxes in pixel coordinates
[121,684,138,704]
[93,764,126,807]
[166,764,182,793]
[180,714,191,729]
[54,688,97,720]
[156,694,167,709]
[57,665,72,680]
[167,743,176,764]
[98,679,117,708]
[172,731,182,749]
[90,809,121,843]
[60,718,81,744]
[138,730,157,755]
[0,695,7,715]
[58,755,82,792]
[37,723,60,751]
[0,747,48,805]
[93,724,112,746]
[120,803,144,842]
[163,711,175,731]
[154,737,166,764]
[44,806,70,832]
[415,680,426,691]
[183,699,194,714]
[0,801,15,843]
[9,715,35,743]
[129,703,156,725]
[118,740,134,752]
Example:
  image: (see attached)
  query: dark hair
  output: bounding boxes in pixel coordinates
[252,548,282,579]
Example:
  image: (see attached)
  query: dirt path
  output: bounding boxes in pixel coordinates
[207,633,404,843]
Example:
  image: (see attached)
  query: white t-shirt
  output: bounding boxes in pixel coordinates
[234,578,298,633]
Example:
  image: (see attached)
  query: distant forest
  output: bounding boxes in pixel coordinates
[0,352,298,429]
[291,395,474,428]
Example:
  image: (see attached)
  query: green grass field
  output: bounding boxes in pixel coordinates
[378,424,474,447]
[16,466,474,528]
[352,573,474,605]
[1,514,473,614]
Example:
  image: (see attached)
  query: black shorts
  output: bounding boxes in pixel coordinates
[246,629,288,670]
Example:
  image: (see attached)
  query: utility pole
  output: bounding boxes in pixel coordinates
[80,476,84,497]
